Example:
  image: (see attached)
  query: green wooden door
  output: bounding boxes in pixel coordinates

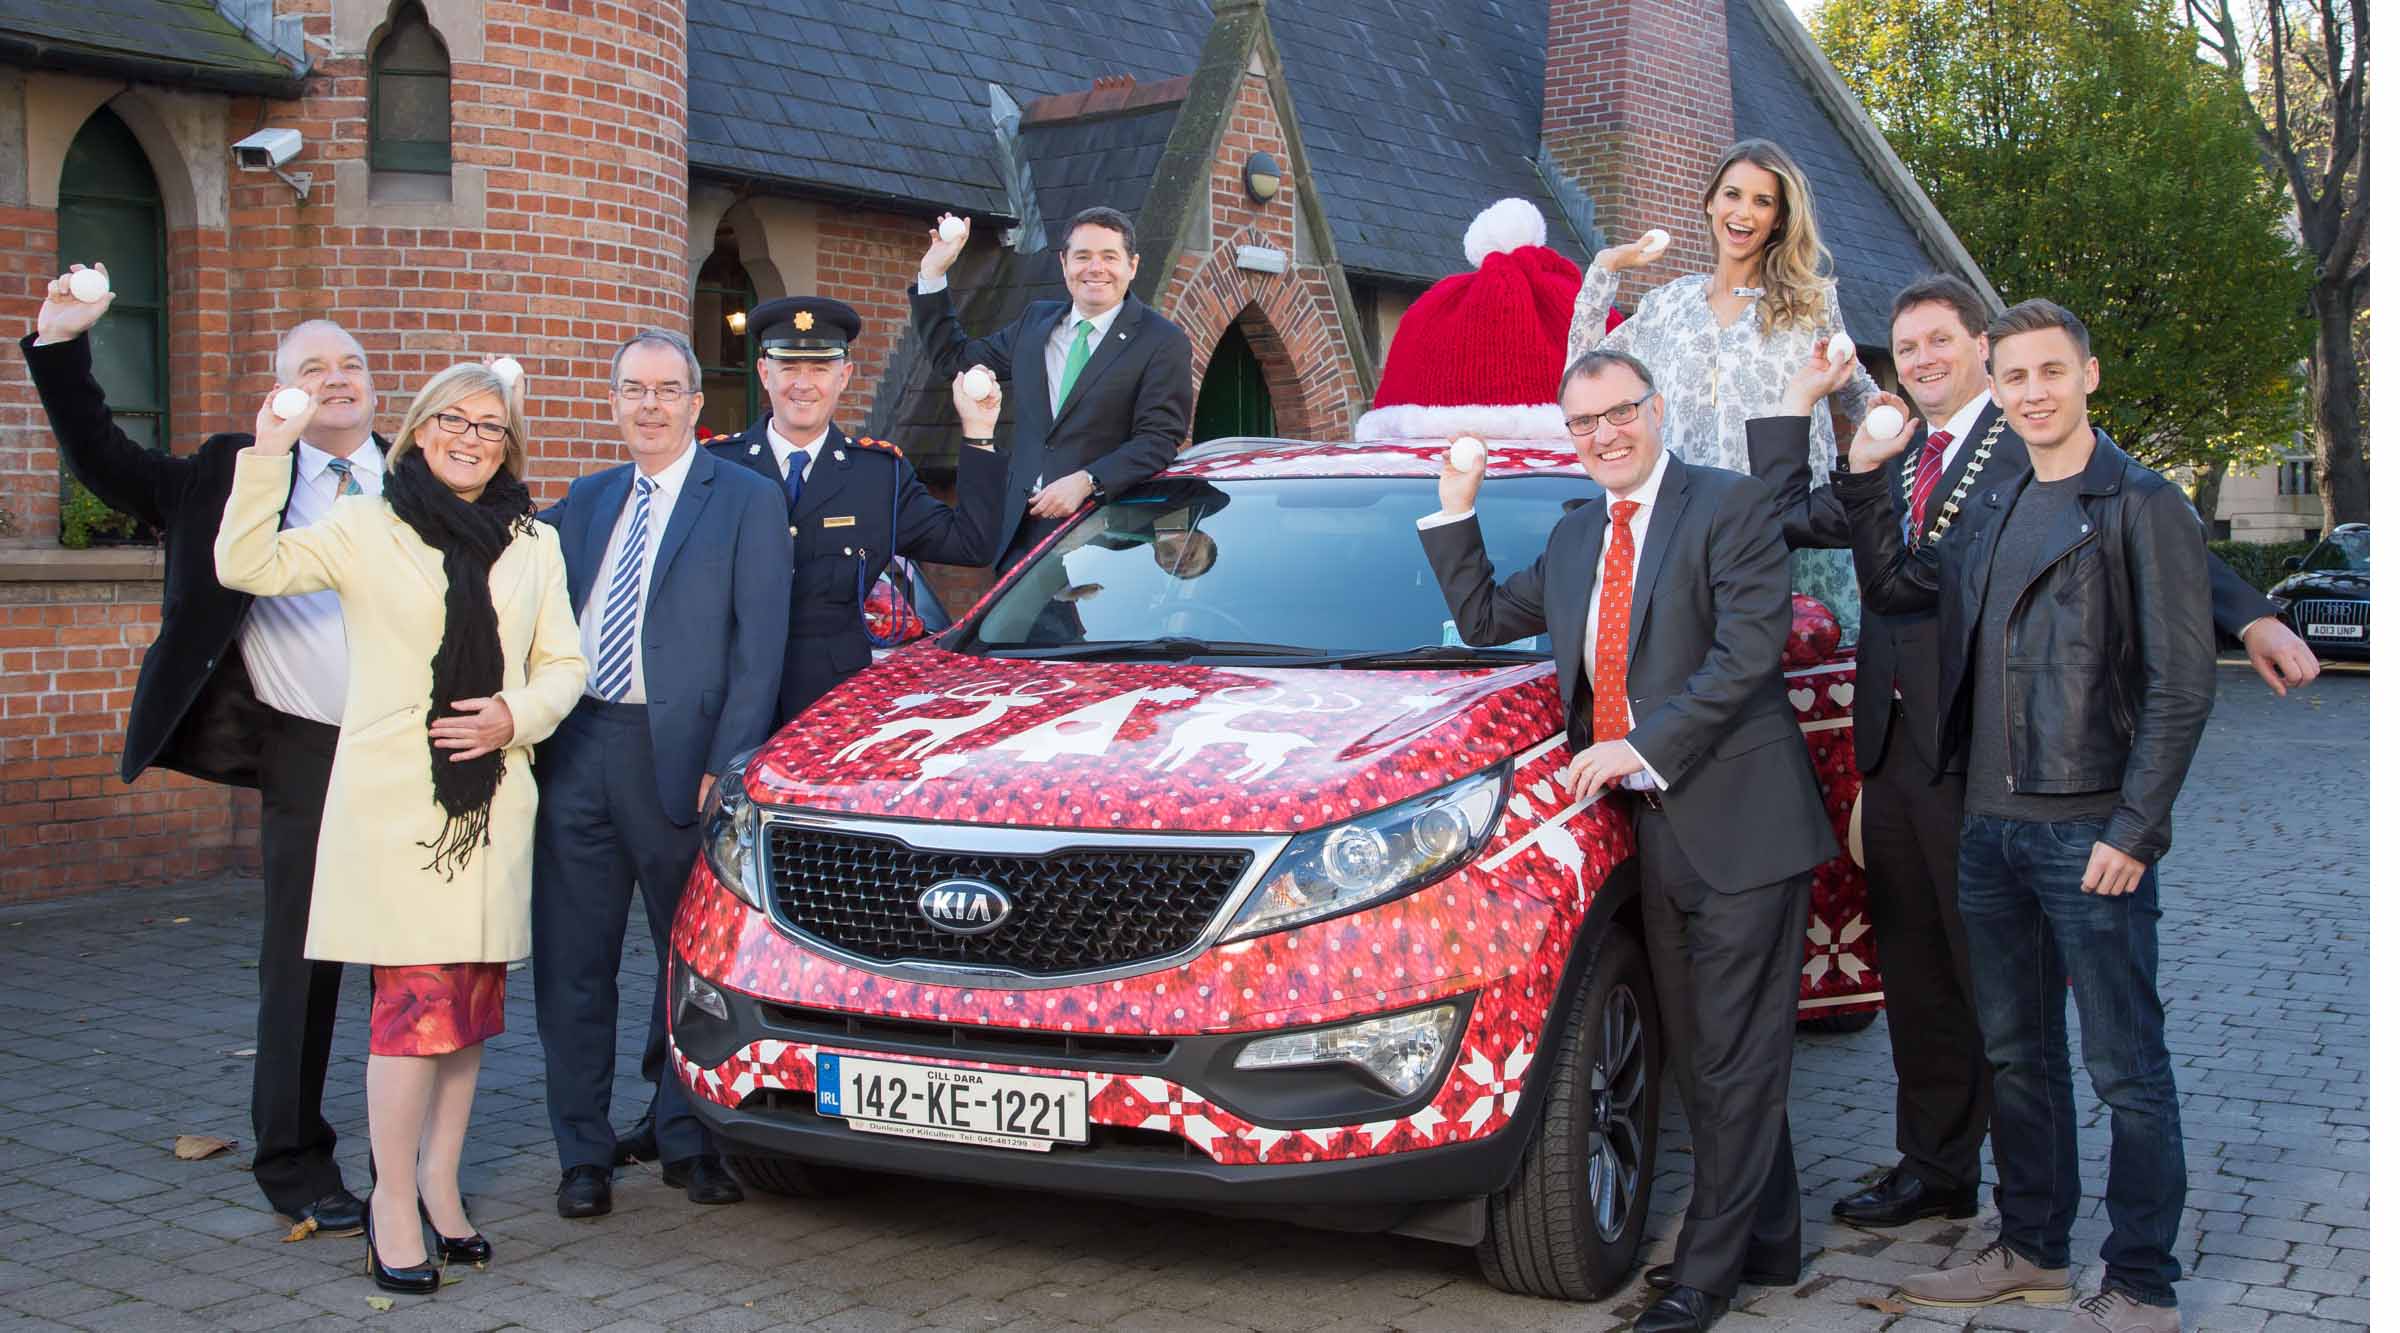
[57,109,167,545]
[1192,323,1276,443]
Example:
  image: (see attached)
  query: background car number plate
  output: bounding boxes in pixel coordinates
[2307,623,2364,638]
[816,1054,1088,1152]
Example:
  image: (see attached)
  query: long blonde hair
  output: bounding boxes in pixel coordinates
[1703,139,1834,338]
[385,363,529,481]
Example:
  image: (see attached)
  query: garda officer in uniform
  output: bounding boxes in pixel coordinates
[708,296,1010,719]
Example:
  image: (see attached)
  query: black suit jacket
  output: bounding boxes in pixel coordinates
[1747,404,2273,778]
[22,332,389,786]
[709,419,1009,719]
[1419,456,1839,892]
[908,284,1193,565]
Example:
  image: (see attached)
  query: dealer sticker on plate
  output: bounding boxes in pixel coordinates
[817,1053,1089,1152]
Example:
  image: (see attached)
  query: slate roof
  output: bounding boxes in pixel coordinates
[1724,0,1940,347]
[684,0,1587,281]
[0,0,301,96]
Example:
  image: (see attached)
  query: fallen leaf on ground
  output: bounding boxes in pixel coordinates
[1857,1296,1911,1314]
[441,1272,463,1287]
[365,1296,393,1312]
[173,1134,234,1160]
[172,916,191,924]
[229,1048,256,1058]
[283,1217,318,1243]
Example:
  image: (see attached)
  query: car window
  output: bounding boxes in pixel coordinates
[2301,530,2369,573]
[966,476,1592,654]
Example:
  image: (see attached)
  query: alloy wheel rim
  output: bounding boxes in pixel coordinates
[1586,982,1645,1241]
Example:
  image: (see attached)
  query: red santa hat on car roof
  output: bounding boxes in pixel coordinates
[1351,197,1622,442]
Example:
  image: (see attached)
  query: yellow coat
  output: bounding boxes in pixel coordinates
[215,451,587,965]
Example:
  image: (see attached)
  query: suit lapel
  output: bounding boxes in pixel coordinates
[728,414,782,488]
[1021,303,1063,441]
[1049,297,1143,437]
[790,425,853,524]
[573,465,632,612]
[1549,501,1607,714]
[648,445,715,599]
[1624,456,1689,662]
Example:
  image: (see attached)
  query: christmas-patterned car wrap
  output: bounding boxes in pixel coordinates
[1785,654,1881,1015]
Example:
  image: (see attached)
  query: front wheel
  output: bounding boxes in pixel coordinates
[1475,923,1662,1299]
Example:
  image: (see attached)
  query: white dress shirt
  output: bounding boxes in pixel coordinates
[239,439,385,724]
[765,421,828,490]
[1419,450,1669,788]
[577,443,697,705]
[1928,389,1993,472]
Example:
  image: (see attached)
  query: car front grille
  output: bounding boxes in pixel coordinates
[2294,599,2368,630]
[763,824,1255,976]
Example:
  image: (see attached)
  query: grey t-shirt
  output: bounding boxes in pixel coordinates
[1966,475,2120,821]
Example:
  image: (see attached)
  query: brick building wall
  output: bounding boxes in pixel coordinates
[1542,0,1735,300]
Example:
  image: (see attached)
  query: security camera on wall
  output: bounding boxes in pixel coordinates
[231,128,309,201]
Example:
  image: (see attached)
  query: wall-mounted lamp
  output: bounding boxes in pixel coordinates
[1244,151,1282,204]
[726,310,748,334]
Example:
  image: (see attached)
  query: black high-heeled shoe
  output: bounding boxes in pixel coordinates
[362,1201,441,1295]
[419,1200,493,1266]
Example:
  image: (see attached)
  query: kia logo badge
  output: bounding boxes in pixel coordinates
[918,879,1011,936]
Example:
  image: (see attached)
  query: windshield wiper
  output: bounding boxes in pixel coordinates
[1306,645,1549,669]
[987,636,1335,661]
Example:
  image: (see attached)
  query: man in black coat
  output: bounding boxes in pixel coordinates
[908,204,1194,570]
[1423,350,1834,1333]
[21,267,375,1236]
[1747,274,2317,1232]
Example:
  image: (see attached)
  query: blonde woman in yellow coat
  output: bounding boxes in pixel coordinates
[216,362,585,1295]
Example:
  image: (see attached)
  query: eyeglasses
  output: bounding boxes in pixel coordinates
[430,411,516,444]
[615,383,692,404]
[1565,390,1657,437]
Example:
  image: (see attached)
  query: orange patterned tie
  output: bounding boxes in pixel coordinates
[1587,500,1640,742]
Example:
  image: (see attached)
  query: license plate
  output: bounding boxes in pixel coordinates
[816,1054,1088,1152]
[2308,623,2364,638]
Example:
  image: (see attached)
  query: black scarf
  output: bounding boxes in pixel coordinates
[382,448,536,879]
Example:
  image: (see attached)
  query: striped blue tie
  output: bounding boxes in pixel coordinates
[590,476,654,702]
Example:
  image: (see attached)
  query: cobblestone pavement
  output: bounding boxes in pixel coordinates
[0,665,2367,1332]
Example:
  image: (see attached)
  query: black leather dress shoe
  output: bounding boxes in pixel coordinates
[556,1165,613,1219]
[419,1201,493,1266]
[293,1188,366,1238]
[611,1112,659,1166]
[1631,1285,1727,1333]
[1644,1258,1800,1291]
[1832,1168,1979,1228]
[662,1155,745,1205]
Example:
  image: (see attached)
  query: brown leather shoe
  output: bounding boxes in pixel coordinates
[1897,1241,2072,1308]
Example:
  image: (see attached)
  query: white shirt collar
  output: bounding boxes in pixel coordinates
[297,437,384,485]
[631,440,699,501]
[1606,449,1670,508]
[764,422,830,478]
[1064,301,1126,339]
[1936,389,1995,446]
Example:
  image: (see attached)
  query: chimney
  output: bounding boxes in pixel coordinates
[1542,1,1737,300]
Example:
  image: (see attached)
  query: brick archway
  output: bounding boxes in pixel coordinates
[1162,234,1358,443]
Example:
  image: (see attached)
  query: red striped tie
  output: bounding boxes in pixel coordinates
[1907,430,1953,542]
[1587,501,1640,742]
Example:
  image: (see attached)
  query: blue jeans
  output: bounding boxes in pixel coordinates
[1956,814,2184,1307]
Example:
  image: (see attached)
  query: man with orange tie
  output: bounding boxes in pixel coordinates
[1419,349,1835,1333]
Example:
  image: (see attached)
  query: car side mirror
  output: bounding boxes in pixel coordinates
[2284,556,2303,571]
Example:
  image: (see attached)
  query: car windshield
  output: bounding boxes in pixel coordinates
[2300,530,2369,573]
[962,475,1593,657]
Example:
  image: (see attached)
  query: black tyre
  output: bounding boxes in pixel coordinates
[723,1153,868,1198]
[1475,923,1662,1300]
[1799,1007,1879,1036]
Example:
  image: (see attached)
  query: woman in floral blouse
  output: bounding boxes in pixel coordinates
[1566,138,1877,623]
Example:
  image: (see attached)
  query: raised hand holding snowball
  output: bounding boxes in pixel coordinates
[920,213,969,283]
[952,367,1001,442]
[249,386,317,456]
[1843,391,1918,473]
[34,265,115,345]
[1598,226,1670,274]
[1778,336,1856,414]
[1437,434,1485,515]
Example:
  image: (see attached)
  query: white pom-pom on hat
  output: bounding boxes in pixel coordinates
[1462,198,1547,268]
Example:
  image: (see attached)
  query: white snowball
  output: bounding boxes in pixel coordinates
[68,269,110,302]
[271,387,313,421]
[961,365,996,399]
[1639,229,1670,256]
[1448,436,1487,472]
[1827,332,1856,365]
[489,356,524,389]
[1866,404,1907,440]
[938,216,969,243]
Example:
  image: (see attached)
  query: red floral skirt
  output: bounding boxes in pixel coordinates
[368,962,507,1056]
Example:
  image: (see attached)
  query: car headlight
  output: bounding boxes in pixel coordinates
[702,759,766,909]
[1233,1001,1465,1098]
[1223,766,1507,941]
[2268,594,2292,614]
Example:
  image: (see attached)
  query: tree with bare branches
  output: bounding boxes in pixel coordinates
[2187,0,2369,526]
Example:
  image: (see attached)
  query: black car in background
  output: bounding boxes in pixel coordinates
[2271,524,2370,660]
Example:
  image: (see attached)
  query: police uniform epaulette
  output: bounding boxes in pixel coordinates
[852,435,904,458]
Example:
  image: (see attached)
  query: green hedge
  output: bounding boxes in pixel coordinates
[2209,539,2317,595]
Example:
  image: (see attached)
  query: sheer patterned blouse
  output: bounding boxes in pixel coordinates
[1568,264,1880,625]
